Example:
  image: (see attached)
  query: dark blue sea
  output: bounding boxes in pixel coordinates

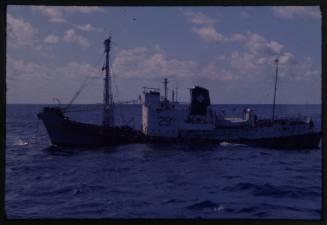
[5,104,322,219]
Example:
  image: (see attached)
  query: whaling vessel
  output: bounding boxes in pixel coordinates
[38,37,321,149]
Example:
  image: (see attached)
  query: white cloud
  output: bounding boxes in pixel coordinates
[6,55,51,81]
[229,33,246,42]
[63,6,103,14]
[74,23,101,32]
[183,11,319,83]
[63,29,90,49]
[6,55,102,103]
[7,13,38,47]
[112,47,198,81]
[242,32,284,56]
[271,6,320,20]
[7,13,56,56]
[44,34,60,44]
[31,6,66,23]
[184,11,225,43]
[7,55,99,81]
[184,11,216,27]
[192,27,224,43]
[112,43,319,85]
[31,6,103,23]
[56,61,99,80]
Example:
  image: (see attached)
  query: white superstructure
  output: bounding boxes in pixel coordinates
[140,79,317,145]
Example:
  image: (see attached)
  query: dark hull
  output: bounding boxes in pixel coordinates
[145,132,321,150]
[38,107,321,149]
[229,132,321,150]
[38,107,144,147]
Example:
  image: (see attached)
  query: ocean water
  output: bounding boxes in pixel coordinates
[5,104,322,219]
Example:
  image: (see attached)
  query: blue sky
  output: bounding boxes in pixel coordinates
[6,6,321,104]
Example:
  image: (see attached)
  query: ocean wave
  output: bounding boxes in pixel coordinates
[186,200,218,210]
[222,182,320,199]
[13,139,30,147]
[219,142,246,147]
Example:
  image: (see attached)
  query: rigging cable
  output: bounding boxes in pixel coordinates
[63,52,105,112]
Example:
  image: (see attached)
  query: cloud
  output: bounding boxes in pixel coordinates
[6,55,102,103]
[112,47,198,81]
[184,10,226,43]
[63,6,103,14]
[7,55,99,82]
[56,61,99,80]
[63,29,90,49]
[31,6,103,23]
[184,11,216,27]
[6,13,54,56]
[241,32,284,56]
[192,26,224,43]
[6,55,51,81]
[7,13,38,48]
[44,34,60,44]
[113,42,319,85]
[184,11,285,56]
[74,23,102,32]
[31,6,66,23]
[271,6,320,20]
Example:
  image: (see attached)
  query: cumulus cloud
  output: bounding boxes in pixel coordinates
[6,55,102,103]
[185,11,285,56]
[6,13,53,56]
[64,6,103,13]
[63,29,90,49]
[7,55,99,82]
[112,47,198,81]
[184,10,226,43]
[192,27,224,43]
[113,42,319,85]
[31,6,66,23]
[7,55,51,81]
[241,32,284,56]
[44,34,60,44]
[271,6,320,20]
[32,6,103,23]
[74,23,102,32]
[7,13,38,47]
[184,11,216,27]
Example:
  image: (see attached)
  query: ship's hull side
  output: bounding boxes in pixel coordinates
[38,107,143,147]
[38,107,321,149]
[144,131,321,149]
[228,132,321,149]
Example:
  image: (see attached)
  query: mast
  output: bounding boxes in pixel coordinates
[164,78,168,101]
[272,58,279,121]
[172,90,175,102]
[103,37,114,127]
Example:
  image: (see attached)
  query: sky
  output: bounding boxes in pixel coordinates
[6,6,321,104]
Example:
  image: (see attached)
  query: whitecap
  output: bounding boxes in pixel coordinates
[220,141,246,147]
[14,139,29,146]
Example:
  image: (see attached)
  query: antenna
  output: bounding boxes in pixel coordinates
[272,58,279,121]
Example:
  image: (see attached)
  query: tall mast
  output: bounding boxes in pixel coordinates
[103,36,114,127]
[272,58,279,121]
[164,78,168,101]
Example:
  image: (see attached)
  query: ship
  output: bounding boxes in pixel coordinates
[38,37,321,149]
